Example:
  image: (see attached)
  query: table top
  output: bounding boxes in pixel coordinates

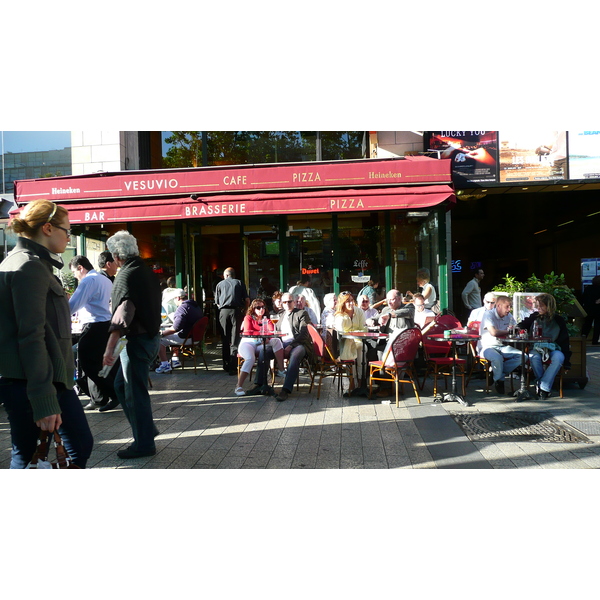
[241,332,285,338]
[427,332,480,341]
[502,336,551,344]
[341,330,388,339]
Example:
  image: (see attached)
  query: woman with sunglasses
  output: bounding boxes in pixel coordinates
[0,199,93,468]
[235,298,286,396]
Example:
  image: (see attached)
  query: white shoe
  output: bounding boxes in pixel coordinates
[234,387,246,396]
[276,369,287,378]
[171,359,182,368]
[155,363,172,374]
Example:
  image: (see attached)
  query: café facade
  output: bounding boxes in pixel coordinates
[13,156,456,312]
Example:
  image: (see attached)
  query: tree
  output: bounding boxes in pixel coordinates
[163,132,204,168]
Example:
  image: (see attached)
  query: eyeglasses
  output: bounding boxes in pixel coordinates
[53,224,71,238]
[485,300,495,305]
[282,300,294,304]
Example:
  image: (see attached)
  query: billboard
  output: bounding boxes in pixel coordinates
[499,131,567,183]
[428,131,498,185]
[568,131,600,180]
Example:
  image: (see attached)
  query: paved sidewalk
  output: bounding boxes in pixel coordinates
[1,343,599,469]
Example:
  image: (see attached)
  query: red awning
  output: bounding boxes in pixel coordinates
[58,185,455,224]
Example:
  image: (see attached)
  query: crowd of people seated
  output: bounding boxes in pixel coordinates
[155,267,571,405]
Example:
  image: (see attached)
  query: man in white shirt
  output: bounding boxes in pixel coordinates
[479,295,522,395]
[69,254,118,410]
[468,291,497,325]
[412,293,435,332]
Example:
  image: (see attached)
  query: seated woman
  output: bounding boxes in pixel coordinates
[320,293,337,330]
[235,299,286,396]
[269,290,284,319]
[518,293,571,399]
[334,292,367,388]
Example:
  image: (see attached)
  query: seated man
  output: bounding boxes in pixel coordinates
[368,289,415,397]
[248,292,313,402]
[468,292,497,326]
[296,294,318,325]
[156,291,204,373]
[412,293,435,333]
[479,295,522,394]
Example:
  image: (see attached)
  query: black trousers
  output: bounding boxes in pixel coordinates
[219,307,243,369]
[78,321,118,404]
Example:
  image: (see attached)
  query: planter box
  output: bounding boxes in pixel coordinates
[562,336,588,390]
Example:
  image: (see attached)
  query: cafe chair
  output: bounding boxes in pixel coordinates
[368,327,422,406]
[307,324,354,399]
[177,316,209,373]
[435,313,462,329]
[420,323,467,397]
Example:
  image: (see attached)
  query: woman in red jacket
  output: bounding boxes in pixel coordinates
[235,299,285,396]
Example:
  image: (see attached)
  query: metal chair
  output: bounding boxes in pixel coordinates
[420,322,468,397]
[178,316,209,372]
[307,324,354,399]
[368,327,422,406]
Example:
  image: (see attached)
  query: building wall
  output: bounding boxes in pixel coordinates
[376,131,425,158]
[70,131,141,174]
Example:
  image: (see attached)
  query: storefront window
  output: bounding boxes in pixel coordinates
[389,210,439,298]
[338,213,386,299]
[130,221,177,289]
[287,214,333,300]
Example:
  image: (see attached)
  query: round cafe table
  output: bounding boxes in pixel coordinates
[502,335,550,402]
[426,332,480,407]
[340,330,388,397]
[241,332,285,396]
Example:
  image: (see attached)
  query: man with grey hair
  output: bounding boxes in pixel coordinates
[215,267,250,374]
[468,291,497,325]
[102,230,162,459]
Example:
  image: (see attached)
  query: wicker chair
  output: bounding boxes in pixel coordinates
[368,327,422,406]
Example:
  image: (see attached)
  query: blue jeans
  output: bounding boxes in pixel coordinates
[0,379,94,469]
[529,350,564,393]
[255,341,306,393]
[482,345,523,382]
[115,333,160,452]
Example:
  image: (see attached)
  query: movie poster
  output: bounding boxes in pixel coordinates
[499,131,567,183]
[428,131,498,185]
[568,131,600,180]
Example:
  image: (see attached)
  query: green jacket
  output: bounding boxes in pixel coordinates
[0,237,73,421]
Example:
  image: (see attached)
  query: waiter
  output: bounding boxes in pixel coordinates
[215,267,250,375]
[69,254,119,411]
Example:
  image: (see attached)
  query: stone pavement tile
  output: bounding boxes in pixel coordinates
[295,439,320,454]
[270,444,298,459]
[575,453,600,468]
[291,453,318,468]
[386,454,412,468]
[165,435,204,450]
[195,448,229,466]
[210,435,241,451]
[266,457,294,468]
[278,431,303,445]
[242,451,273,468]
[363,461,388,469]
[340,456,364,468]
[363,445,387,462]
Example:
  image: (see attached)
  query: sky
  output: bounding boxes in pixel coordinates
[1,131,71,153]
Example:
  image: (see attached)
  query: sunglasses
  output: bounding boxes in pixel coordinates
[282,300,294,304]
[255,306,266,310]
